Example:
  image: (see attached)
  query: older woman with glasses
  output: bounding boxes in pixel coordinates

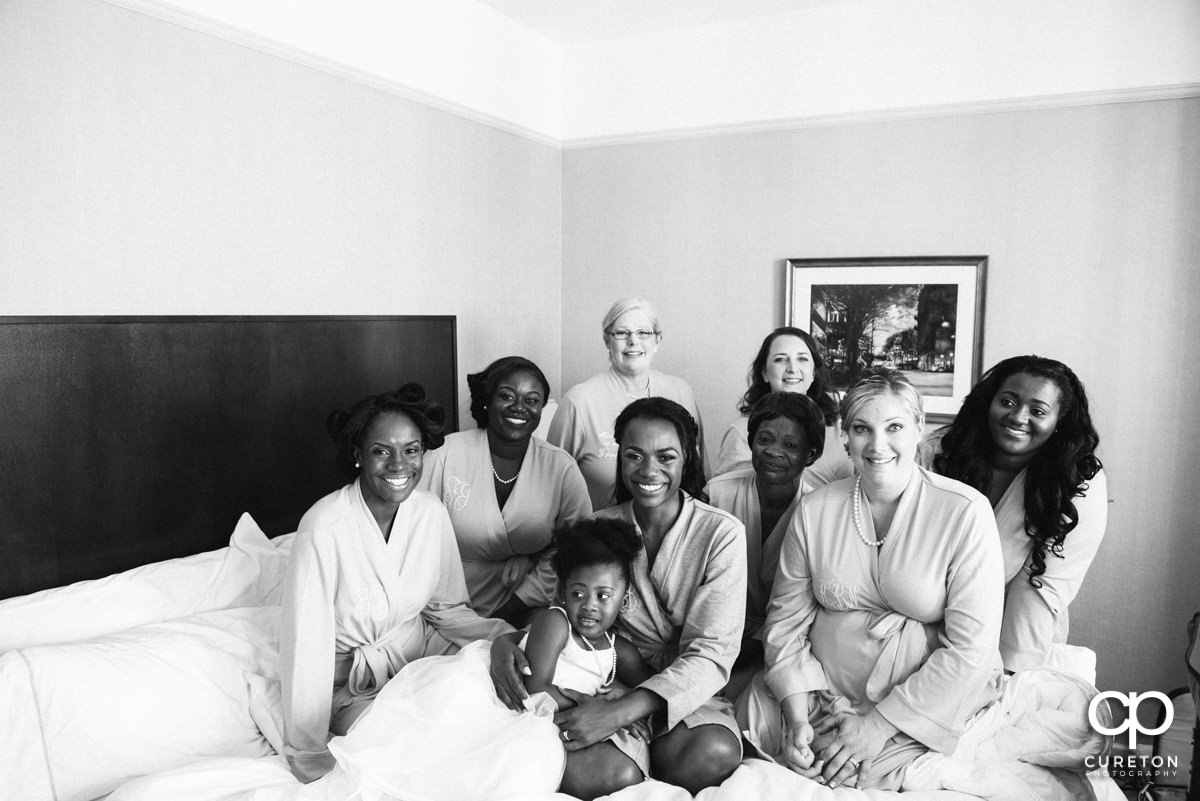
[548,296,707,510]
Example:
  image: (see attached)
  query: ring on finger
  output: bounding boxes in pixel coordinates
[846,759,860,769]
[561,730,571,742]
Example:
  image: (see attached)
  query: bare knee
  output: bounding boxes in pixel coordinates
[652,725,741,794]
[561,744,643,801]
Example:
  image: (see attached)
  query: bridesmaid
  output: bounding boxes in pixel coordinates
[420,356,591,626]
[707,391,825,675]
[920,355,1107,672]
[493,398,746,799]
[715,326,848,485]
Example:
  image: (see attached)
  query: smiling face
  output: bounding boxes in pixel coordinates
[486,369,546,445]
[845,393,923,491]
[563,561,627,642]
[761,334,815,395]
[619,417,684,512]
[987,372,1062,465]
[750,415,813,488]
[605,308,659,378]
[355,411,424,523]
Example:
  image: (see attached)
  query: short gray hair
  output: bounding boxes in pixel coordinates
[840,368,925,430]
[601,296,661,339]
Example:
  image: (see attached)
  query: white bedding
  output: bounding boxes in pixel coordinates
[106,665,1126,801]
[109,756,1127,801]
[109,756,980,801]
[0,515,1125,801]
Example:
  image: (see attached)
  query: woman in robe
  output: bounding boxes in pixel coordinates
[714,326,849,484]
[707,391,825,677]
[492,397,746,800]
[740,369,1006,791]
[419,356,592,626]
[919,355,1107,673]
[547,296,707,510]
[280,384,513,782]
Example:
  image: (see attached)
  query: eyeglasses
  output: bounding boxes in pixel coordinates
[608,329,659,341]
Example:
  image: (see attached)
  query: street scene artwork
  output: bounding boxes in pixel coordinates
[785,257,986,418]
[809,283,958,396]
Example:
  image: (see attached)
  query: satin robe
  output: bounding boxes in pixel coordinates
[280,482,512,781]
[705,467,811,639]
[918,432,1109,671]
[419,428,592,616]
[594,495,747,730]
[756,468,1004,784]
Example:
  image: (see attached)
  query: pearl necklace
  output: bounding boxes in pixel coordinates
[491,465,519,485]
[578,630,617,687]
[852,475,885,547]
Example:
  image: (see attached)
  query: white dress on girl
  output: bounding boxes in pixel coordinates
[326,606,613,801]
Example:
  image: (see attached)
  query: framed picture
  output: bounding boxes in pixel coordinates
[786,256,987,420]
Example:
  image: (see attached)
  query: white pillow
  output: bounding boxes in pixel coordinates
[0,513,287,653]
[105,756,297,801]
[0,606,280,801]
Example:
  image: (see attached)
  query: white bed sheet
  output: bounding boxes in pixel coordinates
[105,741,1126,801]
[109,756,982,801]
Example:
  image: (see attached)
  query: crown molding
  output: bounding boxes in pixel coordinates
[100,0,1199,152]
[560,83,1200,149]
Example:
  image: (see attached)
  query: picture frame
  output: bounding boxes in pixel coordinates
[785,256,987,420]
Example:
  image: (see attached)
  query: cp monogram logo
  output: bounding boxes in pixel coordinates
[1088,691,1174,750]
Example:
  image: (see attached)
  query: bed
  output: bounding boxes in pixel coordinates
[0,513,1126,801]
[0,318,1123,801]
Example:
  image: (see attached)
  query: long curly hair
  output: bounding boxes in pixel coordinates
[465,356,550,429]
[612,397,708,506]
[326,382,446,479]
[932,356,1102,586]
[738,327,838,426]
[551,517,643,588]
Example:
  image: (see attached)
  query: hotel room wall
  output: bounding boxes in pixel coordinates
[0,0,564,429]
[561,97,1200,695]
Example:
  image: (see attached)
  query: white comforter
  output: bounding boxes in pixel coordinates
[108,666,1122,801]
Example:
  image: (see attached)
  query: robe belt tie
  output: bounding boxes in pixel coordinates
[347,628,404,696]
[864,611,936,704]
[625,635,678,666]
[499,554,534,588]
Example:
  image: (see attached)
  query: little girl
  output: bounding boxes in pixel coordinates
[323,517,652,801]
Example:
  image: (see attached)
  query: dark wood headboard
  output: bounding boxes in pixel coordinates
[0,316,458,599]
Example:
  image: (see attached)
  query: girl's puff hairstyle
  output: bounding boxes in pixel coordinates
[932,355,1102,588]
[739,327,838,427]
[466,356,550,429]
[747,391,827,466]
[550,517,643,588]
[612,397,708,506]
[839,367,925,432]
[326,382,446,479]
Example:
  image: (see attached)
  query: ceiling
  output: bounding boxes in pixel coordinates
[472,0,860,43]
[122,0,1200,143]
